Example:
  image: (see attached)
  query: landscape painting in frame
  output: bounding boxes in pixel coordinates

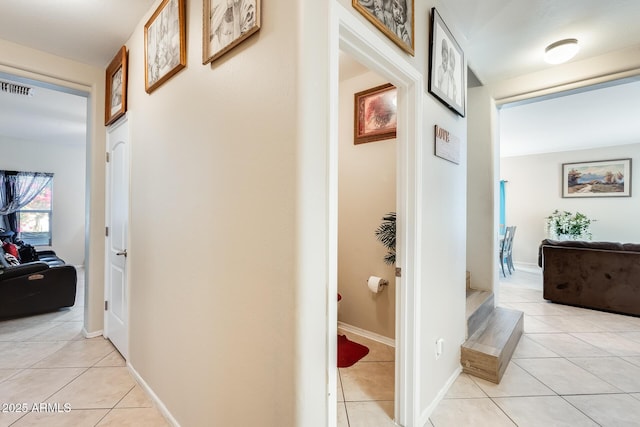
[352,0,414,56]
[562,159,632,198]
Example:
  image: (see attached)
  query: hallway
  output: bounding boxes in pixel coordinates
[0,269,169,426]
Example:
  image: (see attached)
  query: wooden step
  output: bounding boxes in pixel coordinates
[466,290,494,339]
[461,306,524,384]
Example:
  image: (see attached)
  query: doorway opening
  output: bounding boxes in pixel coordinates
[0,70,91,331]
[330,7,423,426]
[336,49,398,425]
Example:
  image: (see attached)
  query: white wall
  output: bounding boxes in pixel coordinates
[0,136,86,265]
[338,69,397,339]
[501,143,640,267]
[124,0,299,425]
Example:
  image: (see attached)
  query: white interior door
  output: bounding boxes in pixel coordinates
[105,116,130,359]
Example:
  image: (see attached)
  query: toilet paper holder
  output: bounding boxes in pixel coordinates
[366,278,388,286]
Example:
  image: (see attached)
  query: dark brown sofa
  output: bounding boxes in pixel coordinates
[538,239,640,316]
[0,247,76,318]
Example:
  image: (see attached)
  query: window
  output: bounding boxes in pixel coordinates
[18,180,53,246]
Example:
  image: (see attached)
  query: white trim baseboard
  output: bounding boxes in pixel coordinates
[127,362,181,427]
[83,329,103,338]
[338,321,395,348]
[418,366,462,426]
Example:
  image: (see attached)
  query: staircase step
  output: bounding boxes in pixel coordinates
[461,306,524,384]
[466,290,494,338]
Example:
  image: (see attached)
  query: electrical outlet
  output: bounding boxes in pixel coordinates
[435,338,444,359]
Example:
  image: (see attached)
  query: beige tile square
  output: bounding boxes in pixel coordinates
[337,370,344,402]
[493,396,599,427]
[522,316,562,333]
[444,373,486,398]
[0,368,85,404]
[0,320,57,341]
[95,407,169,426]
[430,398,516,427]
[472,363,554,397]
[344,401,395,427]
[526,333,612,357]
[618,331,640,344]
[94,350,126,367]
[11,409,109,427]
[533,315,606,333]
[337,402,349,427]
[28,321,84,341]
[116,385,153,408]
[0,341,67,369]
[507,302,575,316]
[564,394,640,426]
[569,357,640,392]
[579,313,640,332]
[340,361,394,401]
[0,368,20,383]
[623,356,640,368]
[571,332,640,356]
[631,393,640,401]
[514,358,621,395]
[512,335,559,358]
[47,367,135,409]
[33,339,115,368]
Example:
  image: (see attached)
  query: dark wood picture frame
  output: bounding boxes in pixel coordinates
[562,158,632,198]
[428,8,465,117]
[105,46,128,126]
[354,83,397,145]
[202,0,261,64]
[144,0,187,94]
[352,0,414,56]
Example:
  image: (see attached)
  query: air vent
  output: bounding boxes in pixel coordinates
[0,80,33,97]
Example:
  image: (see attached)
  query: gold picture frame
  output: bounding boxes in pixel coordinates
[354,83,397,144]
[202,0,261,64]
[144,0,187,94]
[352,0,414,56]
[105,46,128,126]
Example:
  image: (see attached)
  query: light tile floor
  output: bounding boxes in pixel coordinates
[337,329,396,427]
[431,268,640,427]
[339,268,640,426]
[0,268,169,427]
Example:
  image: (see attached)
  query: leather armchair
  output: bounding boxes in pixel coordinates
[0,248,77,318]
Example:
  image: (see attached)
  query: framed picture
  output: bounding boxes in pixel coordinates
[352,0,414,56]
[428,8,465,117]
[105,46,128,126]
[354,83,397,145]
[144,0,186,94]
[562,158,632,198]
[203,0,261,64]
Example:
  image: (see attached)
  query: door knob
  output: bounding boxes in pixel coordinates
[116,250,128,257]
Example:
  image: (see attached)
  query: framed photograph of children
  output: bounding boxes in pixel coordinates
[562,158,632,198]
[105,46,128,126]
[428,8,465,117]
[352,0,414,56]
[354,83,397,144]
[144,0,186,94]
[203,0,261,64]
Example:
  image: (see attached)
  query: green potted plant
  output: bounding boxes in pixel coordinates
[545,210,594,240]
[375,212,396,264]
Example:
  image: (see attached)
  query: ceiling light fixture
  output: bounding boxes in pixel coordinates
[544,38,579,64]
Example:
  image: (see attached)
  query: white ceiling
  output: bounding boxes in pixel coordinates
[2,1,640,154]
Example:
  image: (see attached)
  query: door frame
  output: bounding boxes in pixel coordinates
[330,5,423,426]
[104,114,131,358]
